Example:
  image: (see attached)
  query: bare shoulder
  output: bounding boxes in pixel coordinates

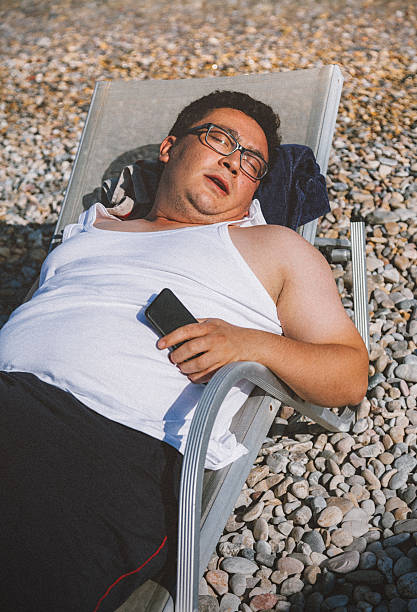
[231,224,327,270]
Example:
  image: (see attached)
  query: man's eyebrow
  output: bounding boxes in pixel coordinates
[216,123,266,160]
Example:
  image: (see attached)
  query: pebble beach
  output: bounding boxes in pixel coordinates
[1,0,417,610]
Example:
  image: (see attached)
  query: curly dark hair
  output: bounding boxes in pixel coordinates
[169,90,281,163]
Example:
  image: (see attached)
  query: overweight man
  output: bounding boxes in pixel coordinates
[0,90,368,611]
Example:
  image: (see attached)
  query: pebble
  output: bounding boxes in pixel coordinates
[206,570,229,596]
[276,557,304,576]
[253,519,268,541]
[317,506,343,528]
[396,520,417,535]
[199,595,220,612]
[249,593,278,611]
[397,573,417,599]
[288,506,312,526]
[302,530,326,554]
[279,576,304,596]
[221,558,258,575]
[229,574,246,597]
[219,593,240,612]
[326,551,360,573]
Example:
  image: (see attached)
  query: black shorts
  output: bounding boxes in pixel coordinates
[0,371,182,612]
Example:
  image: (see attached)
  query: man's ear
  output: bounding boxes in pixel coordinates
[159,135,177,164]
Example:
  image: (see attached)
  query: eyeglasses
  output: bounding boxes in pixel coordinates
[186,123,269,180]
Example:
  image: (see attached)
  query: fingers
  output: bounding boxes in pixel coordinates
[156,318,240,384]
[157,321,207,350]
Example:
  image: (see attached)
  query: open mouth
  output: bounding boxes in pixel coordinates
[206,175,229,194]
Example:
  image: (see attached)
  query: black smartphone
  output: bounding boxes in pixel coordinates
[145,288,198,350]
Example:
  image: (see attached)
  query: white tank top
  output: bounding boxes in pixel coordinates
[0,201,282,469]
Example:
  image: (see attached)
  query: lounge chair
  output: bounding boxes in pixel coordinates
[46,66,369,611]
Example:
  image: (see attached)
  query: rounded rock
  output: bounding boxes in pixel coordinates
[394,558,416,578]
[219,593,240,612]
[331,528,354,548]
[276,556,304,576]
[253,518,269,541]
[398,573,417,599]
[229,573,247,597]
[249,593,279,611]
[302,530,326,554]
[206,570,229,596]
[279,576,304,596]
[360,551,377,569]
[221,557,258,575]
[288,505,312,526]
[317,505,343,528]
[326,550,360,574]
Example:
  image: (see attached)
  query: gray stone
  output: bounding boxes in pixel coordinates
[306,591,324,612]
[404,486,417,505]
[325,550,360,573]
[255,552,275,568]
[398,572,417,598]
[394,455,417,473]
[345,569,385,585]
[360,551,377,569]
[385,546,403,562]
[220,557,258,575]
[239,548,255,561]
[343,508,369,523]
[378,555,394,582]
[390,471,410,490]
[302,530,326,554]
[367,210,400,225]
[324,594,349,608]
[395,520,417,534]
[219,593,240,612]
[395,558,416,578]
[255,540,271,555]
[345,537,368,553]
[396,365,417,383]
[384,533,411,547]
[389,598,408,612]
[279,576,304,596]
[277,521,293,536]
[199,595,220,612]
[368,373,388,391]
[342,520,369,538]
[288,505,312,526]
[267,453,289,473]
[288,461,306,477]
[382,512,396,529]
[229,573,246,597]
[358,443,383,458]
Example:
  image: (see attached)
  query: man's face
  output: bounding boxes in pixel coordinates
[158,107,269,224]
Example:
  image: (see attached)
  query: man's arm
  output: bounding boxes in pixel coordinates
[158,227,368,407]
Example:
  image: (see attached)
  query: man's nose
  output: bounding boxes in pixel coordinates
[220,150,240,175]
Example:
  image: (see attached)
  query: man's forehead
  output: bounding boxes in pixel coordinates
[194,107,268,156]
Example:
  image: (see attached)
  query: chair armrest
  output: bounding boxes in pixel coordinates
[175,361,355,611]
[350,216,370,352]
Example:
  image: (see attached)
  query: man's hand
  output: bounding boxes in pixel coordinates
[157,318,256,384]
